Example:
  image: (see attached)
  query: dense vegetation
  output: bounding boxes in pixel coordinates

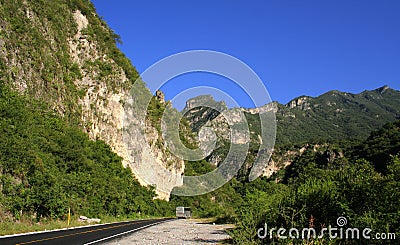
[229,121,400,244]
[0,82,170,222]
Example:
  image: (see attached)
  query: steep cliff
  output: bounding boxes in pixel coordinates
[0,0,183,199]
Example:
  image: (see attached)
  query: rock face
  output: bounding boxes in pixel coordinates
[123,90,185,200]
[67,10,184,200]
[0,2,184,200]
[183,95,277,178]
[286,96,312,110]
[156,90,165,103]
[183,95,227,132]
[69,10,131,170]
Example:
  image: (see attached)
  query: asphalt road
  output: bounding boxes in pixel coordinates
[0,218,172,245]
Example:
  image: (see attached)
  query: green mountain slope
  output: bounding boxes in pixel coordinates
[182,86,400,181]
[184,86,400,147]
[277,85,400,144]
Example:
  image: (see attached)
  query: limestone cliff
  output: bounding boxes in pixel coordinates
[0,0,183,200]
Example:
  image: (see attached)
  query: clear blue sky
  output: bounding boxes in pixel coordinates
[91,0,400,109]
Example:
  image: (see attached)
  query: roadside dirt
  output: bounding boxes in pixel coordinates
[104,219,232,245]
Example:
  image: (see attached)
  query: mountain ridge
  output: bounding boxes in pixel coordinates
[182,85,400,174]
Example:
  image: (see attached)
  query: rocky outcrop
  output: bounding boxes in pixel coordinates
[68,10,184,200]
[183,95,227,132]
[156,90,165,104]
[184,95,277,173]
[286,96,312,110]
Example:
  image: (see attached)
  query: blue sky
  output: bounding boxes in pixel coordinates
[91,0,400,109]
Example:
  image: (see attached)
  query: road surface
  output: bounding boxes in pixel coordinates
[0,218,172,245]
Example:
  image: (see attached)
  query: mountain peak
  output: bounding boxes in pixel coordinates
[286,95,313,109]
[376,85,390,93]
[184,95,227,111]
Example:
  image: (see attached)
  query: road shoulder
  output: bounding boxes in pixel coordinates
[105,219,233,244]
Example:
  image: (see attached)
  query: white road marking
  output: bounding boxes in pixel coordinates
[83,220,170,245]
[0,219,157,239]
